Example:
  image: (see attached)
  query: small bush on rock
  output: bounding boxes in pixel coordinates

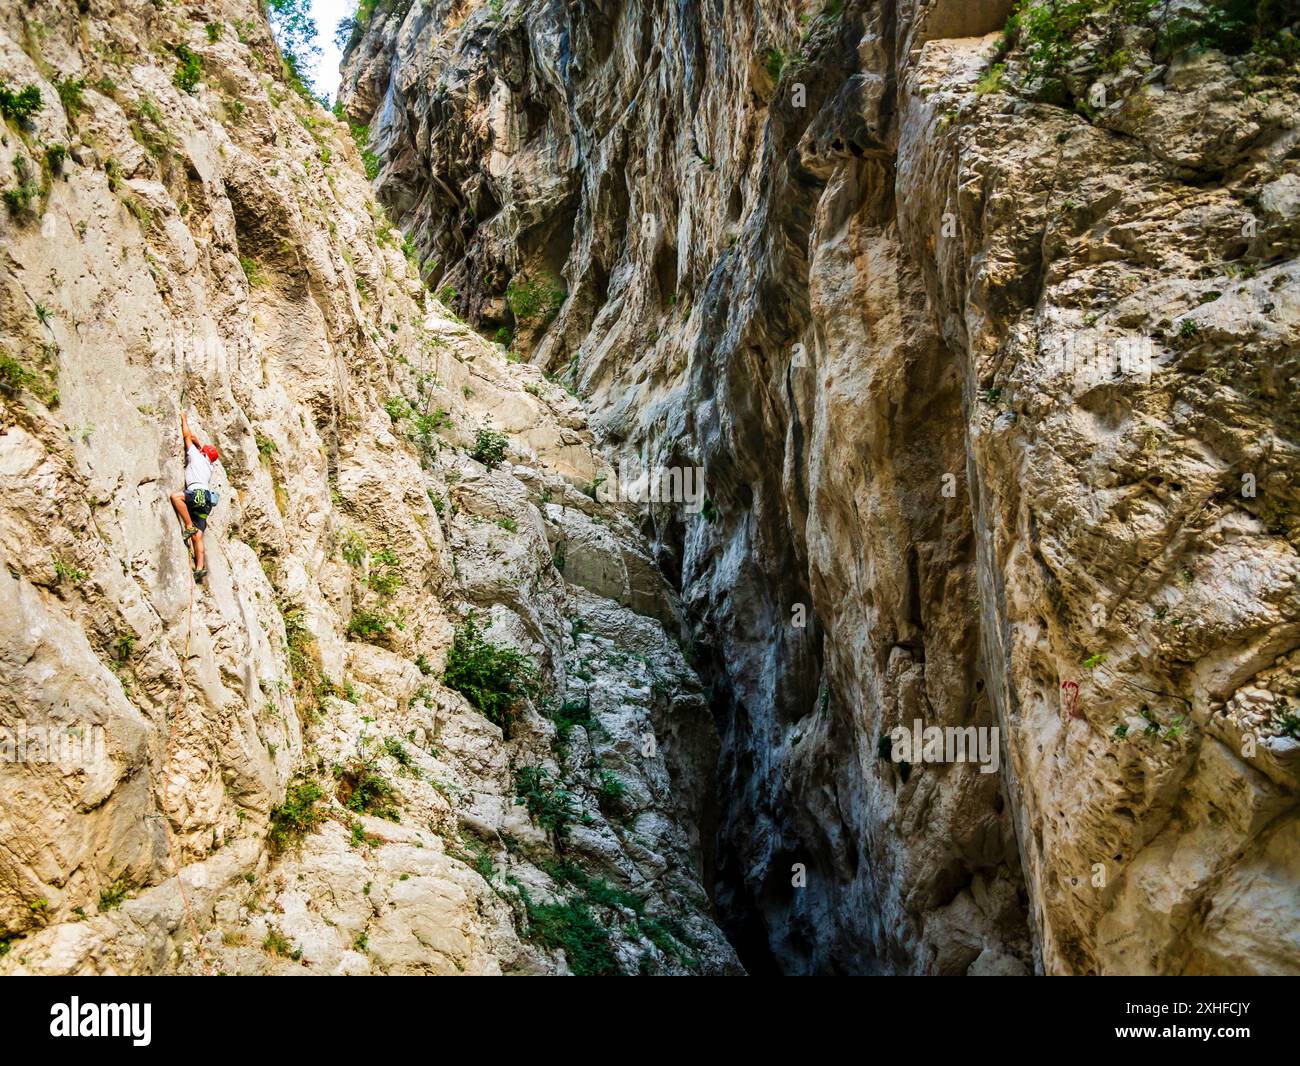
[268,778,325,853]
[0,83,41,122]
[519,889,620,976]
[471,425,508,468]
[334,756,400,821]
[514,765,575,839]
[174,45,202,93]
[442,614,538,735]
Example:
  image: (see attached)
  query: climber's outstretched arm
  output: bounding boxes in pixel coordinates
[180,410,199,451]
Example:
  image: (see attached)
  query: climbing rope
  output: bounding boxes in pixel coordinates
[159,568,215,975]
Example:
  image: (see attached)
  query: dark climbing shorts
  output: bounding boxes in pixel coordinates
[184,488,217,531]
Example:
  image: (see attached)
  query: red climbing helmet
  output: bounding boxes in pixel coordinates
[202,444,219,463]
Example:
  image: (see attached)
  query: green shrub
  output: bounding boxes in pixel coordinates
[1273,702,1299,740]
[447,836,496,880]
[595,769,626,814]
[975,62,1006,95]
[51,78,85,121]
[53,556,87,584]
[519,889,620,976]
[3,158,39,218]
[471,426,508,468]
[239,255,262,286]
[0,83,41,122]
[340,529,368,566]
[527,860,695,972]
[442,614,538,734]
[262,926,296,957]
[334,756,399,820]
[545,695,595,745]
[1004,0,1094,97]
[98,877,131,911]
[368,547,403,597]
[1154,0,1299,59]
[409,409,452,457]
[0,351,39,395]
[267,0,323,104]
[1000,0,1293,111]
[280,604,333,716]
[342,117,379,179]
[505,275,565,323]
[268,778,325,853]
[347,608,392,641]
[764,47,785,82]
[174,45,203,93]
[382,735,413,768]
[335,0,380,55]
[514,765,575,838]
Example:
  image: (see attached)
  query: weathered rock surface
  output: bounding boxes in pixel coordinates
[0,0,738,975]
[344,0,1299,974]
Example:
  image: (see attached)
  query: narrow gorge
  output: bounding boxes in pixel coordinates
[1,0,1297,978]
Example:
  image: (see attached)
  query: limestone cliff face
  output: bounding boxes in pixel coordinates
[0,0,739,975]
[343,0,1300,974]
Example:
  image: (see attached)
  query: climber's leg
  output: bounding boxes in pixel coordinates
[170,491,195,533]
[191,529,206,579]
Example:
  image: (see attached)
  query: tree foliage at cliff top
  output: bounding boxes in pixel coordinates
[266,0,321,99]
[337,0,416,57]
[1003,0,1300,105]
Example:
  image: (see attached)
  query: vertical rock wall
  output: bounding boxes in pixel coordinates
[343,0,1300,974]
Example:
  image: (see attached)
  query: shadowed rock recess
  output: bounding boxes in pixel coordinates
[0,0,1295,978]
[340,0,1300,975]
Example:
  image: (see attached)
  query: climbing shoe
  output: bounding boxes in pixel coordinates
[192,568,207,583]
[182,526,199,541]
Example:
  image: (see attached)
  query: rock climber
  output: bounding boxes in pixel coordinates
[169,410,219,585]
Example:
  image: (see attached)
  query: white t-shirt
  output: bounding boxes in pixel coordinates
[185,443,213,491]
